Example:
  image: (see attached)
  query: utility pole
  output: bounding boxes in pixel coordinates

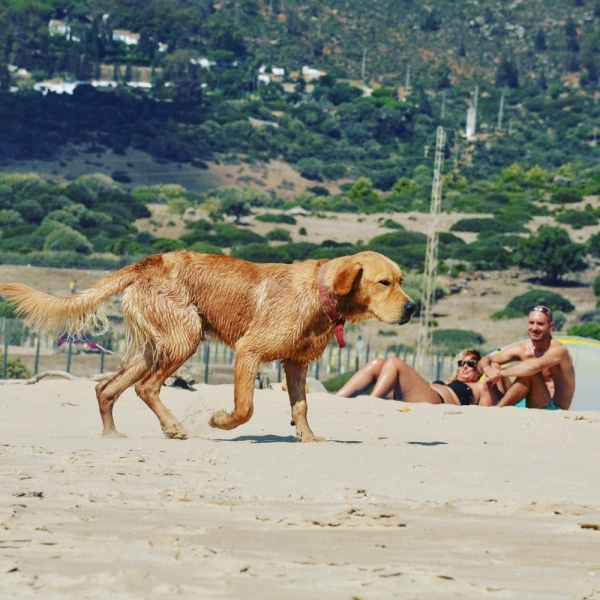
[361,48,367,80]
[405,63,411,89]
[415,126,445,378]
[497,89,506,131]
[472,84,479,134]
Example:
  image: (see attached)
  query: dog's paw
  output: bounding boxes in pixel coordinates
[296,431,326,443]
[209,410,230,429]
[101,429,127,438]
[162,423,188,440]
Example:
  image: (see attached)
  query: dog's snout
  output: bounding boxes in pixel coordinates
[404,301,416,316]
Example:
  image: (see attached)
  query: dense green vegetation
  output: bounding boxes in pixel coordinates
[0,167,597,285]
[0,0,599,183]
[567,322,600,340]
[491,290,575,320]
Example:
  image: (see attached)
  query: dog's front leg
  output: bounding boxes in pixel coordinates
[209,349,259,430]
[284,360,325,443]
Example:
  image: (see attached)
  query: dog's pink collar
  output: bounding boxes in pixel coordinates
[318,264,346,348]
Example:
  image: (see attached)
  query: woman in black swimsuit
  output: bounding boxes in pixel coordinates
[336,348,495,406]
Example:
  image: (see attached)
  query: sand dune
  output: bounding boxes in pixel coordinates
[1,379,599,598]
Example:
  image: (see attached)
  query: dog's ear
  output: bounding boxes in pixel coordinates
[331,260,363,296]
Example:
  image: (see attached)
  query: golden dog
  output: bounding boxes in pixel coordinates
[0,251,415,442]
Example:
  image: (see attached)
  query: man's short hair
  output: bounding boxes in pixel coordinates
[528,305,553,322]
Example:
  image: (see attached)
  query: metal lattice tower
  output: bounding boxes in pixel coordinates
[415,126,445,377]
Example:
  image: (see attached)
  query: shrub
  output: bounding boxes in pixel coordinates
[555,210,598,229]
[322,371,356,392]
[209,186,277,209]
[322,163,346,180]
[231,243,292,263]
[0,251,123,270]
[506,290,575,314]
[593,275,600,297]
[439,232,467,247]
[15,200,44,224]
[0,354,32,379]
[588,232,600,258]
[296,158,322,181]
[282,242,319,261]
[0,300,16,317]
[491,307,524,320]
[266,228,292,242]
[189,241,224,255]
[380,219,405,230]
[450,218,526,234]
[514,226,587,282]
[553,310,566,331]
[567,323,600,340]
[213,224,266,247]
[496,199,547,225]
[150,238,186,253]
[111,170,132,184]
[366,231,428,268]
[0,209,24,227]
[431,329,486,355]
[298,227,307,235]
[44,223,93,255]
[552,189,583,204]
[256,213,297,225]
[167,197,191,215]
[306,186,330,197]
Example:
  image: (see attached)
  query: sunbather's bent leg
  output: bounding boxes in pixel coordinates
[336,358,387,398]
[371,357,440,403]
[497,372,551,409]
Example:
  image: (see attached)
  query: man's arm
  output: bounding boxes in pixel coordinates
[501,344,567,379]
[478,344,524,384]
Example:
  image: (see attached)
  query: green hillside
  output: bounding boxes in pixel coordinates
[0,0,599,182]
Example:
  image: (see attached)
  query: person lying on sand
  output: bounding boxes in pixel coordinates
[478,305,575,410]
[336,348,495,406]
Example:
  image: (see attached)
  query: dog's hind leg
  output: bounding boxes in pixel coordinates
[284,360,325,443]
[134,331,202,440]
[210,345,260,430]
[95,351,151,437]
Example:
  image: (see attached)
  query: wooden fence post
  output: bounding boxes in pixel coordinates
[204,344,210,384]
[34,335,41,375]
[1,319,10,379]
[66,338,73,374]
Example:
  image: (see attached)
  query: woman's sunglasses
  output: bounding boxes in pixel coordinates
[457,360,477,368]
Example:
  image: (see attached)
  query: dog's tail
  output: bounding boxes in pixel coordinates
[0,265,137,338]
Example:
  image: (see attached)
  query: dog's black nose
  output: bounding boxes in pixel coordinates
[404,301,416,315]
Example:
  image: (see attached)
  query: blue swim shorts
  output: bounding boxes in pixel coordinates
[515,399,560,410]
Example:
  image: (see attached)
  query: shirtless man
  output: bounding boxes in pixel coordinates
[478,305,575,410]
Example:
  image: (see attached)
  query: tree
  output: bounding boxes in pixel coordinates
[534,29,547,51]
[592,274,600,297]
[496,57,519,88]
[588,232,600,258]
[514,226,587,282]
[218,197,251,224]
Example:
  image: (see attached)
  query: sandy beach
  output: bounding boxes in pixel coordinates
[0,379,599,598]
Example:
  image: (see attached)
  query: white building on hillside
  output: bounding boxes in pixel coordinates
[112,30,140,45]
[302,66,322,81]
[48,19,71,37]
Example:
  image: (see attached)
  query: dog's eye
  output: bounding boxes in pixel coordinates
[379,280,391,286]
